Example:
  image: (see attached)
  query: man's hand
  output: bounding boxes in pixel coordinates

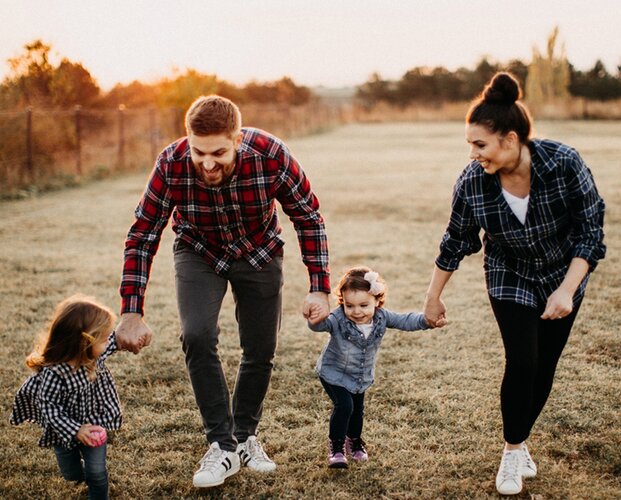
[303,292,330,325]
[116,313,152,354]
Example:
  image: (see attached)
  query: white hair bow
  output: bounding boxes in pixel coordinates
[364,271,385,295]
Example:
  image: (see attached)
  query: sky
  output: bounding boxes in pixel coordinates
[0,0,619,91]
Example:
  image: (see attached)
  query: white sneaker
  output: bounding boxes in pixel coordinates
[193,442,240,488]
[520,443,537,478]
[496,450,523,495]
[236,435,276,472]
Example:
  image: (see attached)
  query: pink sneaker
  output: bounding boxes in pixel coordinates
[328,440,348,469]
[345,436,368,462]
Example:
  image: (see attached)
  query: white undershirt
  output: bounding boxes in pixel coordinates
[502,188,529,224]
[357,322,374,339]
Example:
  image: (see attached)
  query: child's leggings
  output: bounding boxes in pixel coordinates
[320,378,365,442]
[54,443,108,500]
[489,296,582,444]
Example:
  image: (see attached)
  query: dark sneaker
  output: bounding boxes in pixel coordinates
[345,436,368,462]
[328,439,348,469]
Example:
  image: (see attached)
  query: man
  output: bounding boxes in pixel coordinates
[116,95,330,488]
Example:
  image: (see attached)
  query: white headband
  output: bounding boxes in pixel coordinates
[364,271,385,296]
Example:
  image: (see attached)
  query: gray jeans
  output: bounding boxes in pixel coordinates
[174,244,283,451]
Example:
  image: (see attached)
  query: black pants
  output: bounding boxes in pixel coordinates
[320,378,365,442]
[489,296,582,444]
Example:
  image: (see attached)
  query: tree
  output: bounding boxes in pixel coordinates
[99,80,159,108]
[569,60,621,100]
[0,39,101,109]
[525,27,570,106]
[356,73,397,108]
[3,39,54,106]
[51,59,100,107]
[156,69,221,109]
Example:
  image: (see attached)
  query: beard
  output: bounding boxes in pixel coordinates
[195,159,236,186]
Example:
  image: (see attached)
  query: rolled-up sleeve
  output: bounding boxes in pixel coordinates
[276,145,330,293]
[435,176,483,271]
[566,151,606,270]
[120,157,173,314]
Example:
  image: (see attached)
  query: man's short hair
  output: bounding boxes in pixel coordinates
[185,95,242,137]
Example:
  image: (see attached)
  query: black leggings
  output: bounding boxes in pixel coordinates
[320,378,365,441]
[489,296,582,444]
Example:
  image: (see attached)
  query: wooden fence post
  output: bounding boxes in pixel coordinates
[117,105,125,169]
[149,107,157,161]
[75,105,82,175]
[25,106,34,181]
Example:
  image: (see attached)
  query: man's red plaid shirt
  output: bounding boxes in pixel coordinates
[120,127,330,314]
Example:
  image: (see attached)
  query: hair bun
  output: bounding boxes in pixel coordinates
[483,72,520,105]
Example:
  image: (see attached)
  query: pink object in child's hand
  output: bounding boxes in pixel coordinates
[91,429,107,447]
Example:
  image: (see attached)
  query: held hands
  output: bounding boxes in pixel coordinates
[423,295,448,328]
[77,424,107,447]
[540,287,573,320]
[303,291,330,325]
[116,313,152,354]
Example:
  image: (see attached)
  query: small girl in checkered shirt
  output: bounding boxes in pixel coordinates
[10,295,123,500]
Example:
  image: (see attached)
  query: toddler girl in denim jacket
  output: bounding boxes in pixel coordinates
[308,266,446,468]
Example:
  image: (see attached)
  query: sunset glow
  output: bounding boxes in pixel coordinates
[0,0,619,90]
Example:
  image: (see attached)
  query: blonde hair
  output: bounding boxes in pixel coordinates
[185,95,242,137]
[334,266,387,308]
[26,294,116,376]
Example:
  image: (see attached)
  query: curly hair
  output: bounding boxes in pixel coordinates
[334,266,387,308]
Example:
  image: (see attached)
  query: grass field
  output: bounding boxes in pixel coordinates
[1,121,619,499]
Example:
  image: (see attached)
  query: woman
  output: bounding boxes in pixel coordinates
[423,72,605,495]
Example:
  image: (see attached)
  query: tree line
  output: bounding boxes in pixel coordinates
[1,31,620,113]
[0,40,313,111]
[357,28,621,108]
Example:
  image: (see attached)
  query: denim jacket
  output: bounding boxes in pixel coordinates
[309,306,429,393]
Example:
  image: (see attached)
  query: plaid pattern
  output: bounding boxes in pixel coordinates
[436,139,606,308]
[10,333,122,449]
[121,127,330,314]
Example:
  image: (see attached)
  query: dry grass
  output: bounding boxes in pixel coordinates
[1,121,619,499]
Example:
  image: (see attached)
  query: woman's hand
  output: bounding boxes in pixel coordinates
[540,287,573,320]
[424,295,447,327]
[540,258,589,320]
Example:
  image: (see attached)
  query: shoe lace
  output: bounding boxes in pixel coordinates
[351,438,366,452]
[247,439,271,462]
[330,439,345,455]
[521,446,535,468]
[499,453,520,480]
[198,447,225,472]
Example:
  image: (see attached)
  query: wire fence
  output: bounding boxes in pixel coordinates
[0,102,350,197]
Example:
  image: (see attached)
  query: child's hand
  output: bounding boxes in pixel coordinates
[303,292,330,325]
[77,424,108,447]
[425,312,448,328]
[434,317,448,328]
[306,303,322,322]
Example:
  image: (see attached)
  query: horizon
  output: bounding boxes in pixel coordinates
[0,0,620,92]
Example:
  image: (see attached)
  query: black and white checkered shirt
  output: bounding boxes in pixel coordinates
[436,139,606,308]
[10,332,122,448]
